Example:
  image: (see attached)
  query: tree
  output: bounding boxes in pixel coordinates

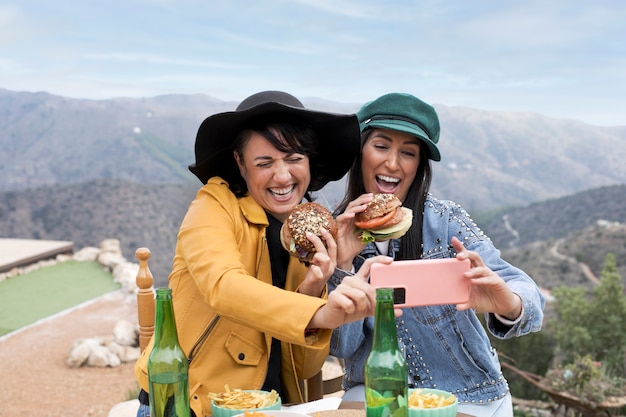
[587,253,626,376]
[552,253,626,378]
[551,285,592,363]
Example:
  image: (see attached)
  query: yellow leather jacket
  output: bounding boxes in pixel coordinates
[135,177,331,417]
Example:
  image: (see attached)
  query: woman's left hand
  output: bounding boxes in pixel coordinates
[297,228,337,297]
[452,237,522,320]
[334,193,374,270]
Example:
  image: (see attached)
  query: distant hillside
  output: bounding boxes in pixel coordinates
[2,88,625,211]
[0,180,196,284]
[475,184,626,248]
[0,180,623,288]
[499,220,626,292]
[476,184,626,292]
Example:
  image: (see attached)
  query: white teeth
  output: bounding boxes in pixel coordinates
[377,175,399,183]
[270,186,293,196]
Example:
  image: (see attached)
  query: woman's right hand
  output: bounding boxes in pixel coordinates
[298,228,338,297]
[335,193,374,271]
[307,255,393,329]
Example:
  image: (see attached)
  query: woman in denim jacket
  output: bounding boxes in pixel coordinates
[329,93,546,417]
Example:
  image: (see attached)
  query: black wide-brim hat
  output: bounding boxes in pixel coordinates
[189,91,361,192]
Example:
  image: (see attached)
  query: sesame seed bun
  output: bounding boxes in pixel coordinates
[280,202,337,262]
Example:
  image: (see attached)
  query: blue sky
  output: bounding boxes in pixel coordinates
[1,0,625,126]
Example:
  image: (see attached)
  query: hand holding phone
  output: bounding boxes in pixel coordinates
[370,258,470,307]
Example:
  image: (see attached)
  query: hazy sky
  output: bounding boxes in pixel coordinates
[1,0,625,126]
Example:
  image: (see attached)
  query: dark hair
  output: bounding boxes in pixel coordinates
[230,115,319,200]
[334,129,432,260]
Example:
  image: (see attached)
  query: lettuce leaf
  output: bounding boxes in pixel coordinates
[360,230,376,244]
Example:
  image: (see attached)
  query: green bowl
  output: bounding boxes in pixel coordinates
[408,388,458,417]
[210,390,282,417]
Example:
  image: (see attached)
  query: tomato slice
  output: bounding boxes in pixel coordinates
[354,209,397,230]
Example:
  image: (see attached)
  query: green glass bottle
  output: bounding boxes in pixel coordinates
[364,288,408,417]
[148,287,190,417]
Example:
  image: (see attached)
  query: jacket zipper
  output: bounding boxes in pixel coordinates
[187,314,220,364]
[256,229,265,277]
[186,227,266,366]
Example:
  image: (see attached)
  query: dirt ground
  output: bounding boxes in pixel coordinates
[0,289,346,417]
[0,290,139,417]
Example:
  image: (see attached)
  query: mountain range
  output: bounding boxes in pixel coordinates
[2,88,625,209]
[1,88,624,286]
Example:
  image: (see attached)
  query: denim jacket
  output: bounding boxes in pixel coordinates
[328,195,545,405]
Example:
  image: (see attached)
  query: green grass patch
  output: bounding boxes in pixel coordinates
[0,260,120,336]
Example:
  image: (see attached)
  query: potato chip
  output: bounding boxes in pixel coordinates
[243,412,273,417]
[208,386,280,409]
[408,389,456,409]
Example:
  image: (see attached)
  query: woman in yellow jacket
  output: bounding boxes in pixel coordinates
[135,91,390,417]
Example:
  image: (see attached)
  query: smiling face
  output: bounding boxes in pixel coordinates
[360,128,422,203]
[234,131,310,222]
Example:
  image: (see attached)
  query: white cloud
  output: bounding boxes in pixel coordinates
[84,52,250,69]
[0,0,624,125]
[290,0,386,19]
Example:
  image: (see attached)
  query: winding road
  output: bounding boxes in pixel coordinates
[550,238,599,284]
[502,215,599,285]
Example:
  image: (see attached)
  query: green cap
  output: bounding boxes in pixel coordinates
[357,92,441,161]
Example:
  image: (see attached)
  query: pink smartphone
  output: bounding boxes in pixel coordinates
[370,258,471,307]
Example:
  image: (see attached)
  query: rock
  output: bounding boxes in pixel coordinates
[98,251,127,271]
[113,262,139,293]
[56,253,73,262]
[73,246,100,261]
[67,320,140,368]
[100,239,123,255]
[87,344,121,367]
[107,399,139,417]
[113,320,139,346]
[67,338,101,368]
[119,345,141,363]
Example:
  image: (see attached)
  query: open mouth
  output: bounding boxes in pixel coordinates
[375,175,400,193]
[269,184,295,198]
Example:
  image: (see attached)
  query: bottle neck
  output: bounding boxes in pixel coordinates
[154,287,179,348]
[372,288,398,351]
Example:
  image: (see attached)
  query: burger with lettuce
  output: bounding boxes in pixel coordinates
[354,193,413,243]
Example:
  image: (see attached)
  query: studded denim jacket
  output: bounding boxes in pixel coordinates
[328,195,545,405]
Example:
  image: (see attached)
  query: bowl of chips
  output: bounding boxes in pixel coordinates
[209,388,281,417]
[233,411,307,417]
[408,388,458,417]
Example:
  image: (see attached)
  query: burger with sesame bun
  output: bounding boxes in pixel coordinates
[280,202,338,262]
[354,193,413,243]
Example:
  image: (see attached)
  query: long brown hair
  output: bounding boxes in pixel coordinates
[334,129,432,260]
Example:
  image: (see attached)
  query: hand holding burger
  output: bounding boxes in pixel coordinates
[281,202,338,262]
[354,193,413,243]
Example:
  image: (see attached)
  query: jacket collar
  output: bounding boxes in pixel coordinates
[361,240,400,258]
[239,194,270,226]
